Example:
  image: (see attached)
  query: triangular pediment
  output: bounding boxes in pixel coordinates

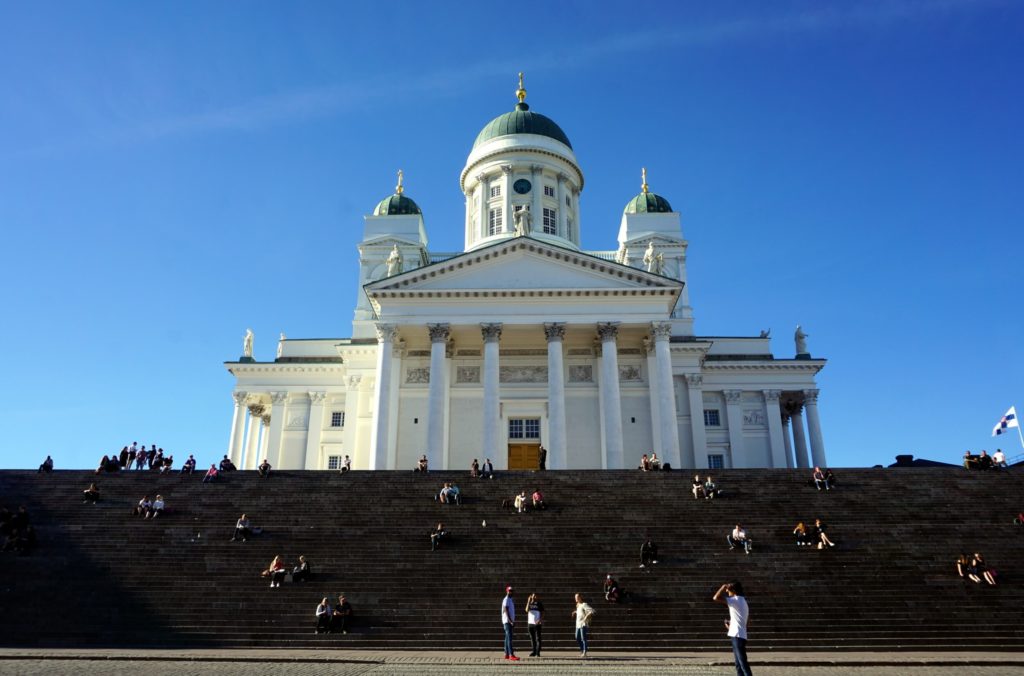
[366,237,682,293]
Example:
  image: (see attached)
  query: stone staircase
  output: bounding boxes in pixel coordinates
[1,467,1022,651]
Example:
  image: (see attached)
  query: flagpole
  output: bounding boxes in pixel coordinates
[1017,412,1024,451]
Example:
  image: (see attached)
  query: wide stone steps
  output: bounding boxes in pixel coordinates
[1,468,1022,650]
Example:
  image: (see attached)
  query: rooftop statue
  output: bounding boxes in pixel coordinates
[242,328,254,359]
[386,244,404,277]
[795,325,809,355]
[513,205,532,236]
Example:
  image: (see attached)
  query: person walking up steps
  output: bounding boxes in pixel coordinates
[713,580,753,676]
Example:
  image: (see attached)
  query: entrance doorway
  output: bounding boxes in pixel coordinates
[508,443,540,470]
[507,417,541,469]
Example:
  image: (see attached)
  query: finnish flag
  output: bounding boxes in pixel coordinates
[992,406,1019,436]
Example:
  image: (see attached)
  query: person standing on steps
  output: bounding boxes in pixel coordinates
[501,586,519,660]
[713,580,753,676]
[526,592,544,656]
[537,445,547,471]
[572,593,595,658]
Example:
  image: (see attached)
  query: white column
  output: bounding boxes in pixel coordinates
[790,404,810,469]
[481,323,503,464]
[265,392,287,467]
[686,374,708,469]
[501,165,513,233]
[804,389,827,467]
[228,391,248,465]
[782,416,795,468]
[304,392,326,470]
[556,173,568,237]
[652,322,681,469]
[645,339,662,455]
[243,403,263,470]
[477,174,489,240]
[544,323,567,469]
[723,390,744,469]
[343,377,362,467]
[764,390,788,469]
[530,165,543,233]
[597,322,624,469]
[258,415,270,464]
[426,323,450,469]
[369,323,397,470]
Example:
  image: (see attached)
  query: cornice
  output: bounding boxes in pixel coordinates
[703,362,825,373]
[226,364,347,375]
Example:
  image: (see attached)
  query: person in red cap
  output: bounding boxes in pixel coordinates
[501,586,518,660]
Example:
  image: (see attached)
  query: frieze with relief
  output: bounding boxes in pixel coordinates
[569,365,593,383]
[406,367,430,384]
[618,364,642,382]
[456,366,481,383]
[500,365,548,383]
[743,409,766,426]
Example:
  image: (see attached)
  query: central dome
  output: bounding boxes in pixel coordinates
[473,102,572,150]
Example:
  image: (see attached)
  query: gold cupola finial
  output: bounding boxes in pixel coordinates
[516,72,527,104]
[641,167,649,194]
[396,169,404,195]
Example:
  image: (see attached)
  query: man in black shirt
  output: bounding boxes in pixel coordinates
[332,594,353,634]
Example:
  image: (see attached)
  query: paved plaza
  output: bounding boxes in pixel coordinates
[1,651,1023,676]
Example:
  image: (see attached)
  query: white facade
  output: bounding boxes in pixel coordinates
[225,84,827,471]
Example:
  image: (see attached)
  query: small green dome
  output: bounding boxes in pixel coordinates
[374,193,422,216]
[624,192,673,214]
[473,102,572,150]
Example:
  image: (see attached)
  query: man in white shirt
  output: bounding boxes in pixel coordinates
[501,586,519,661]
[713,580,752,676]
[728,524,752,554]
[993,449,1007,468]
[341,455,351,473]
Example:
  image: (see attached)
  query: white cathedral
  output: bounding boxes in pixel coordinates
[224,77,828,472]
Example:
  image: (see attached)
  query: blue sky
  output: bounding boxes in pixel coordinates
[1,1,1022,469]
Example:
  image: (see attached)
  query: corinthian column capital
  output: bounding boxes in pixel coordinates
[481,323,503,343]
[427,323,451,343]
[543,322,565,342]
[596,322,619,341]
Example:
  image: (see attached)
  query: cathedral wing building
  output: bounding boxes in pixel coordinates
[225,77,827,472]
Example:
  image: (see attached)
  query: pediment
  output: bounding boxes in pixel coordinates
[366,237,681,294]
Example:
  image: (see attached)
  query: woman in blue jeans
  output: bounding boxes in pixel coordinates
[572,593,595,658]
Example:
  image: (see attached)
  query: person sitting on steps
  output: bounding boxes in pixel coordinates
[257,459,272,478]
[220,455,237,472]
[181,455,197,477]
[531,489,546,511]
[314,597,332,634]
[640,538,658,568]
[264,555,288,587]
[514,491,528,513]
[956,552,972,579]
[147,495,164,519]
[471,458,480,478]
[83,483,100,504]
[703,476,720,499]
[482,458,494,479]
[793,522,813,546]
[132,496,152,517]
[332,593,353,634]
[38,456,53,473]
[639,454,651,471]
[232,514,251,542]
[430,522,447,551]
[415,455,428,473]
[728,524,752,554]
[292,555,311,582]
[813,467,830,491]
[692,474,705,500]
[993,449,1008,469]
[977,450,993,470]
[604,574,621,603]
[812,518,835,549]
[968,552,997,585]
[649,453,661,470]
[202,465,219,483]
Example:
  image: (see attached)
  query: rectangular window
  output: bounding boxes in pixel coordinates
[327,455,342,470]
[543,185,555,197]
[488,208,503,235]
[708,454,725,470]
[490,185,501,198]
[565,195,571,207]
[331,411,345,428]
[542,208,557,234]
[508,418,541,440]
[703,409,721,427]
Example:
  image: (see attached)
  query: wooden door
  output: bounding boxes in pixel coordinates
[507,444,540,470]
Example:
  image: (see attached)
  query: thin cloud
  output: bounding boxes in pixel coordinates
[4,0,1003,160]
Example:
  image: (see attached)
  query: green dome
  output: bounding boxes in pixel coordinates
[624,192,673,214]
[374,193,422,216]
[473,102,572,150]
